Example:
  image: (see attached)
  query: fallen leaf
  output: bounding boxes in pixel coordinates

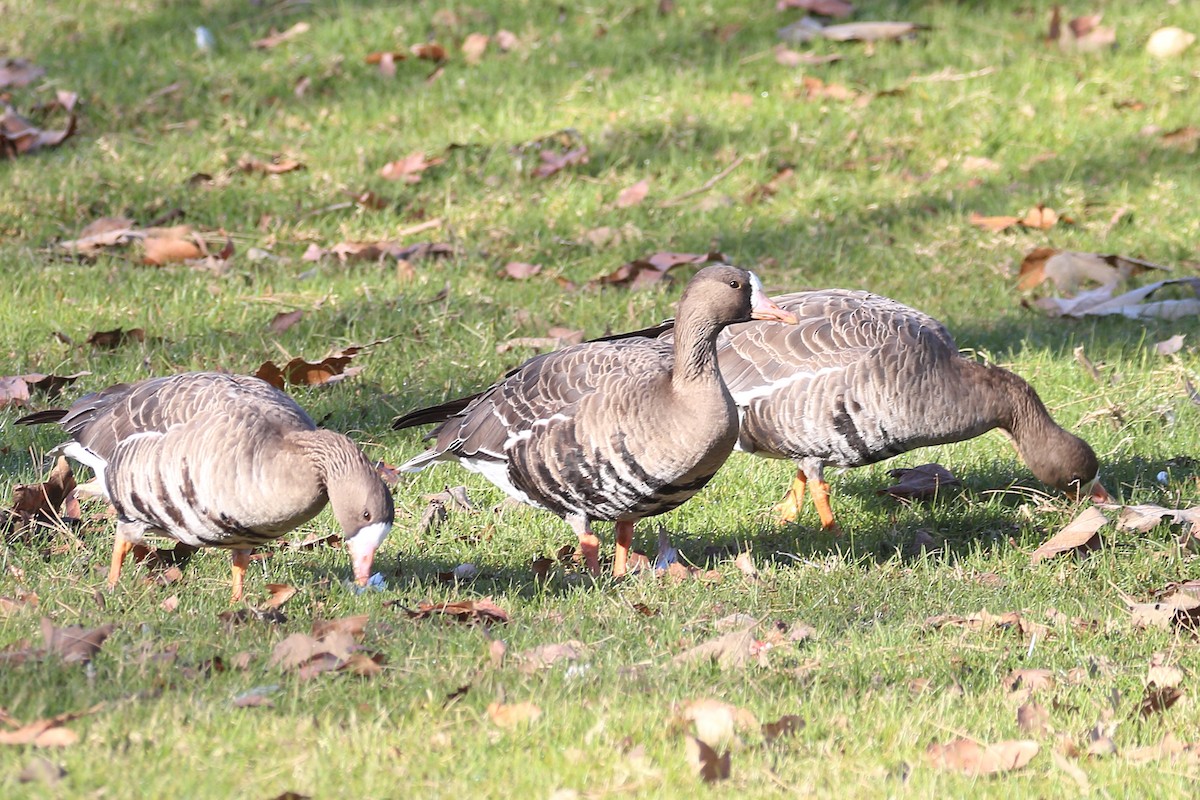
[142,233,204,265]
[684,737,730,782]
[1139,685,1183,717]
[268,310,304,334]
[0,704,102,748]
[338,651,386,677]
[487,700,541,728]
[1004,669,1056,693]
[1035,277,1200,320]
[516,641,586,674]
[1146,27,1195,59]
[4,457,77,536]
[461,33,488,65]
[379,151,445,183]
[259,583,298,611]
[397,597,510,625]
[1030,507,1108,565]
[616,179,650,208]
[733,551,758,580]
[762,714,805,742]
[772,45,843,67]
[252,22,310,49]
[310,614,370,640]
[498,261,542,280]
[0,101,77,158]
[410,43,448,62]
[878,463,961,502]
[775,0,854,18]
[0,58,45,88]
[780,18,926,43]
[927,738,1039,775]
[238,155,305,175]
[671,625,762,670]
[1018,249,1170,293]
[1017,702,1051,735]
[1050,8,1117,52]
[1155,334,1186,356]
[532,146,589,179]
[587,251,727,290]
[495,30,519,52]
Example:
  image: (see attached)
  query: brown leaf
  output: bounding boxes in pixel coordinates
[671,626,761,670]
[1004,668,1056,694]
[259,583,298,611]
[877,463,961,502]
[252,22,310,49]
[41,618,114,664]
[311,614,370,641]
[684,737,731,782]
[969,212,1022,232]
[20,372,88,399]
[398,597,510,625]
[238,155,305,175]
[411,43,448,62]
[498,261,542,280]
[927,738,1039,775]
[0,103,76,157]
[268,309,304,334]
[0,704,102,747]
[5,457,77,535]
[86,327,145,350]
[615,179,650,208]
[762,714,805,742]
[254,346,365,388]
[489,638,508,668]
[379,151,445,183]
[532,146,589,179]
[1017,702,1051,735]
[461,33,488,65]
[487,700,541,728]
[587,250,727,290]
[142,234,203,265]
[775,0,854,18]
[817,21,927,42]
[338,651,386,677]
[772,46,843,67]
[364,51,408,65]
[1052,10,1117,53]
[1030,507,1107,565]
[495,30,519,51]
[516,641,586,674]
[0,58,45,88]
[1139,685,1183,717]
[0,376,31,408]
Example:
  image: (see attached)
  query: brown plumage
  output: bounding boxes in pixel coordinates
[393,265,797,576]
[18,372,394,600]
[712,289,1108,528]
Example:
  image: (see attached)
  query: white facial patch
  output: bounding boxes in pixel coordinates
[347,521,391,557]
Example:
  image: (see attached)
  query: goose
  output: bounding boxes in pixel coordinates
[17,372,394,600]
[711,289,1109,529]
[391,265,797,576]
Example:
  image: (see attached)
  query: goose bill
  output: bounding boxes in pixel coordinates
[747,277,798,325]
[347,521,392,585]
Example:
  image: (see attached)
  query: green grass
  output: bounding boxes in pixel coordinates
[3,0,1200,796]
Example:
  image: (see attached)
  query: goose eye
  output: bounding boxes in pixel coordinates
[729,280,741,289]
[362,510,371,521]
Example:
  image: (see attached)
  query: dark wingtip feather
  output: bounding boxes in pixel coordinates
[15,409,69,426]
[392,395,477,431]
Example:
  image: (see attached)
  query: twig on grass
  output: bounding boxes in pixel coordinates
[658,155,748,208]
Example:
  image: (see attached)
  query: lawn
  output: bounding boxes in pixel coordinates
[2,0,1200,796]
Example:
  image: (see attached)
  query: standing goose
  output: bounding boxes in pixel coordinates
[17,372,394,600]
[392,265,797,576]
[711,289,1109,529]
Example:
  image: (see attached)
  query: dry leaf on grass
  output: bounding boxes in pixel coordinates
[532,146,589,179]
[762,714,805,742]
[0,58,45,88]
[927,738,1039,775]
[252,22,310,49]
[259,583,298,612]
[778,18,926,44]
[926,610,1048,640]
[588,251,727,290]
[775,0,854,18]
[379,151,445,182]
[615,179,650,208]
[0,704,103,748]
[877,463,961,502]
[1004,669,1056,694]
[1139,685,1183,717]
[1034,277,1200,320]
[1146,27,1195,58]
[1017,248,1170,293]
[772,46,843,67]
[238,155,305,175]
[487,701,541,728]
[497,261,542,280]
[516,641,586,674]
[268,310,304,334]
[3,457,76,538]
[396,597,510,625]
[1017,702,1051,735]
[461,33,489,64]
[1,100,77,158]
[41,618,114,664]
[1030,506,1108,565]
[671,625,764,670]
[684,736,731,782]
[1154,334,1186,356]
[1049,7,1116,52]
[676,699,758,748]
[87,327,145,349]
[411,42,448,62]
[970,204,1064,233]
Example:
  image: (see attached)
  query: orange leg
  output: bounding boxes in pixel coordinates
[230,549,252,602]
[773,470,808,524]
[613,520,635,577]
[107,527,134,590]
[809,479,842,535]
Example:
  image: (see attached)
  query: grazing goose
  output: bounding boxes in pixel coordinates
[711,289,1109,529]
[392,265,798,576]
[17,372,394,600]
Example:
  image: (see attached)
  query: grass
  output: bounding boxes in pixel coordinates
[3,0,1200,796]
